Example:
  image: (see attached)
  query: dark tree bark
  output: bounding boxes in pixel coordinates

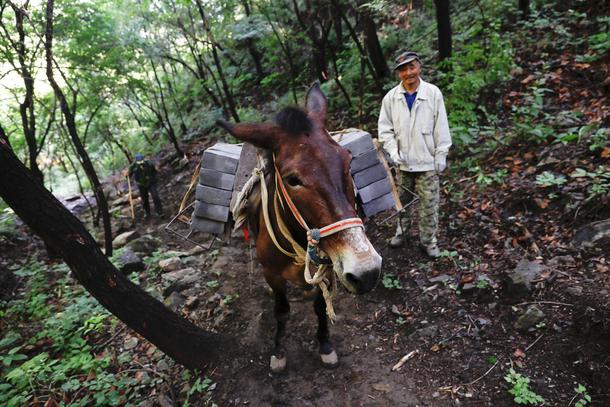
[290,0,331,83]
[334,1,384,95]
[262,11,298,104]
[150,58,184,157]
[0,137,229,369]
[0,3,44,182]
[0,123,9,145]
[240,0,265,83]
[195,0,240,122]
[434,0,452,61]
[519,0,530,19]
[361,12,389,78]
[44,0,113,256]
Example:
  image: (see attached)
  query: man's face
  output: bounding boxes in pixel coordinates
[397,60,421,87]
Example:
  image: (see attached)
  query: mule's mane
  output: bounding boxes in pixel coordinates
[274,107,313,136]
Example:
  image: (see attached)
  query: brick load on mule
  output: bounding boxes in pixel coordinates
[191,129,398,237]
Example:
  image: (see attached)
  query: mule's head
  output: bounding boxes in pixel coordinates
[217,84,381,294]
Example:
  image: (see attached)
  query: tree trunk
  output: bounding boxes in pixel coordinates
[241,0,265,82]
[361,12,389,78]
[44,0,113,256]
[150,58,184,157]
[263,12,298,104]
[195,0,240,122]
[0,137,229,369]
[434,0,452,61]
[518,0,530,19]
[333,0,384,95]
[0,123,9,145]
[12,4,44,183]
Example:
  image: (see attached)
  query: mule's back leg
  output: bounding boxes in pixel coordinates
[265,272,290,372]
[314,289,338,367]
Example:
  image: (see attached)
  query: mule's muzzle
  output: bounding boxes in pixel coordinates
[328,226,382,294]
[344,267,380,294]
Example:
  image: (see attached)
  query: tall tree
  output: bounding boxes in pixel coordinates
[0,2,45,182]
[519,0,530,19]
[360,8,389,79]
[0,135,229,369]
[44,0,113,256]
[434,0,452,61]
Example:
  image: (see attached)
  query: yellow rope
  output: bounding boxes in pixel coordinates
[257,156,338,321]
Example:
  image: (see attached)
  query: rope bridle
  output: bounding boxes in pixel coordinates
[256,154,363,321]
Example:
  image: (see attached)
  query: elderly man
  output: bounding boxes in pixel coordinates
[378,51,452,258]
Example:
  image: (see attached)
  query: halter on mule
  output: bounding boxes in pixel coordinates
[257,154,364,321]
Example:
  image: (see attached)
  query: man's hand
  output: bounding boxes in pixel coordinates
[123,169,129,177]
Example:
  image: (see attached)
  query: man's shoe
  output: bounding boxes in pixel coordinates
[424,245,440,258]
[389,235,405,248]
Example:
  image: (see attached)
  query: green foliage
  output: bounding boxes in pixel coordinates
[512,78,555,144]
[206,280,220,289]
[586,127,610,153]
[504,368,545,405]
[382,273,402,290]
[470,166,508,187]
[0,260,162,406]
[440,16,514,150]
[574,383,591,407]
[0,208,17,238]
[535,171,567,187]
[570,166,610,199]
[576,16,610,62]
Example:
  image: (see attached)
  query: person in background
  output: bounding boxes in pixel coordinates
[128,153,163,219]
[378,51,452,258]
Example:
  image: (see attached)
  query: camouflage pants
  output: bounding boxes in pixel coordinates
[395,170,440,247]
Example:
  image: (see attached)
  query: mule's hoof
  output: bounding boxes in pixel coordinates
[320,349,338,367]
[270,355,287,372]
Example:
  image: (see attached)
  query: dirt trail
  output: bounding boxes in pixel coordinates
[192,241,420,406]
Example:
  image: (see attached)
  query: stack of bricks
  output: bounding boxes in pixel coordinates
[332,129,397,218]
[192,143,243,236]
[192,129,397,236]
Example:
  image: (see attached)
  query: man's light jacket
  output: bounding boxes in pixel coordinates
[378,78,452,172]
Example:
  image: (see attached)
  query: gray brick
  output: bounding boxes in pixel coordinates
[191,216,226,235]
[196,185,232,206]
[194,201,230,222]
[231,143,259,210]
[199,168,236,191]
[352,163,387,189]
[350,148,380,173]
[333,130,375,157]
[208,143,242,157]
[202,148,240,174]
[361,192,396,217]
[357,177,392,203]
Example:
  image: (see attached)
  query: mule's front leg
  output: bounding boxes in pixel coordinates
[267,275,290,372]
[314,289,338,367]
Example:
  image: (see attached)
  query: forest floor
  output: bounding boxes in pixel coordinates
[1,111,608,406]
[2,3,609,406]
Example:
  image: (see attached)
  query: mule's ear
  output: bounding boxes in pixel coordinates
[305,82,327,124]
[216,120,280,150]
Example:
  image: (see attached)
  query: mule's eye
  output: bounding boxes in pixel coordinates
[285,175,302,187]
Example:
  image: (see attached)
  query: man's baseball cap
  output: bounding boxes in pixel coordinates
[393,51,421,71]
[135,153,144,161]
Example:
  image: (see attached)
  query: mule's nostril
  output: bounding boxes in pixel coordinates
[344,269,380,294]
[344,272,359,289]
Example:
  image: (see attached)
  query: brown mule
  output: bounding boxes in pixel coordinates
[217,84,382,372]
